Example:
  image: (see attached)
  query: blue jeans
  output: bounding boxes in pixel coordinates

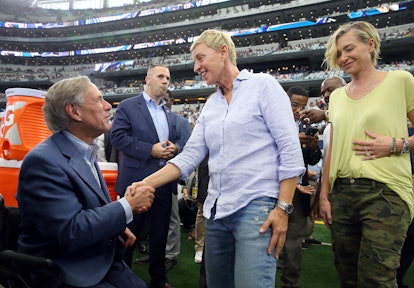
[205,197,278,288]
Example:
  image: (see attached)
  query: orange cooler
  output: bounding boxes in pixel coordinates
[98,162,119,202]
[0,111,5,158]
[0,158,21,207]
[0,160,118,208]
[2,88,51,160]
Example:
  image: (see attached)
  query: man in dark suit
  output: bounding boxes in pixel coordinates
[111,64,178,288]
[16,75,155,288]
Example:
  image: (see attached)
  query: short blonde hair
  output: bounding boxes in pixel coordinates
[190,29,237,65]
[324,21,381,71]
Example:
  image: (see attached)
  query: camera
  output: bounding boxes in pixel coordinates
[299,122,319,136]
[305,125,319,136]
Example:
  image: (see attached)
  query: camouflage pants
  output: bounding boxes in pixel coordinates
[330,178,411,288]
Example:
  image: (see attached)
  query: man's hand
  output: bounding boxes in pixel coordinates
[259,207,289,259]
[296,184,315,195]
[299,133,319,150]
[124,185,155,214]
[150,140,178,160]
[164,140,178,159]
[301,109,326,124]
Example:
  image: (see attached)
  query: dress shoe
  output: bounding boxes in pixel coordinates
[301,242,311,249]
[165,258,177,271]
[150,282,174,288]
[138,243,148,253]
[135,255,149,263]
[305,238,322,245]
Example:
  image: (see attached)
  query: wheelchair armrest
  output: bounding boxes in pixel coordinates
[0,250,54,268]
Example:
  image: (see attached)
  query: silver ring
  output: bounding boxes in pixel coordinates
[366,152,371,157]
[304,118,310,123]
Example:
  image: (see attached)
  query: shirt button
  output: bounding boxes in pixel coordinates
[349,178,355,184]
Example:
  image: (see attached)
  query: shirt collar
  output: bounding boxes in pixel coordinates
[143,91,166,107]
[236,69,251,81]
[217,69,251,98]
[63,130,99,162]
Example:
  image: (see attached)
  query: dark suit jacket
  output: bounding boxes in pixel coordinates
[197,155,209,204]
[110,93,178,195]
[175,113,192,153]
[16,132,128,287]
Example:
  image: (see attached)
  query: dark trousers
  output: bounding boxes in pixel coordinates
[31,260,146,288]
[125,184,172,286]
[281,191,308,288]
[397,220,414,288]
[199,245,207,288]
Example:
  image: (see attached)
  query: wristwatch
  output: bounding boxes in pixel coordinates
[400,138,410,154]
[276,201,294,215]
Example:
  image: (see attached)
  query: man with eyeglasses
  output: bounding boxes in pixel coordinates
[300,76,347,125]
[279,86,322,288]
[290,101,307,112]
[301,76,347,250]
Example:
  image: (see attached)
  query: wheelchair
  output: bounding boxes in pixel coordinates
[0,194,54,288]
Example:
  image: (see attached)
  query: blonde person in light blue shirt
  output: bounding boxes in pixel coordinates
[131,29,305,288]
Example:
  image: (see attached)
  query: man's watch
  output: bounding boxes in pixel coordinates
[276,201,294,215]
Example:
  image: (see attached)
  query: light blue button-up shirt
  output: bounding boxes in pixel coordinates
[143,91,169,141]
[169,70,305,220]
[143,92,169,166]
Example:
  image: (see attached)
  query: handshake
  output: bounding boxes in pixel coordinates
[124,181,155,214]
[123,163,180,213]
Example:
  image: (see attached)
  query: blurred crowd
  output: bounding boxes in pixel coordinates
[1,59,413,102]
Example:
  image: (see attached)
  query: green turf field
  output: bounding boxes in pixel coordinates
[133,222,414,287]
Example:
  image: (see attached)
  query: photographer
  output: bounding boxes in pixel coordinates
[280,86,322,288]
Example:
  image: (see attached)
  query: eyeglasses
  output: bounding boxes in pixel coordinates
[291,102,307,111]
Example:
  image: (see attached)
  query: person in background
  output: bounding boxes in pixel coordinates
[317,77,346,158]
[304,76,347,247]
[164,90,192,272]
[300,76,346,127]
[16,75,155,288]
[194,155,209,265]
[317,21,414,287]
[193,155,209,288]
[130,29,305,288]
[96,130,114,162]
[111,65,178,288]
[399,220,414,288]
[280,86,321,288]
[397,150,414,288]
